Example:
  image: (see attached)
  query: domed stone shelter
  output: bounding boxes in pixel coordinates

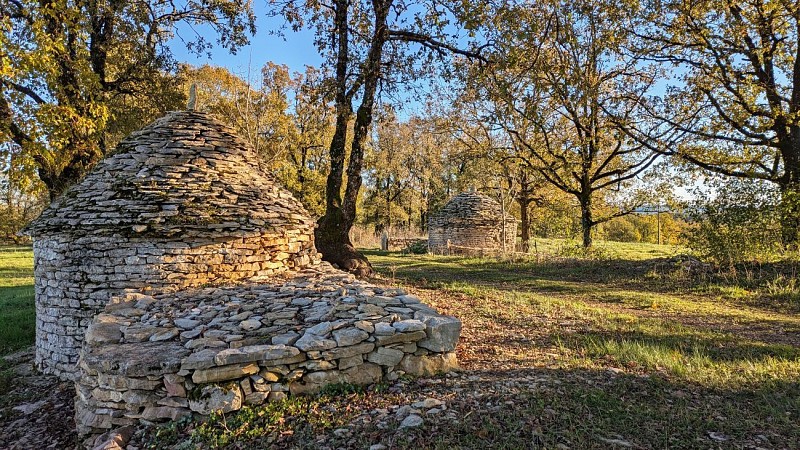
[22,111,320,380]
[23,111,461,444]
[428,191,518,253]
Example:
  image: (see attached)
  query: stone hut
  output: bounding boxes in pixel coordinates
[22,111,461,445]
[22,111,319,380]
[428,191,517,253]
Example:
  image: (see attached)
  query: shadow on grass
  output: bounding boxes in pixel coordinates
[0,284,35,355]
[145,365,800,449]
[389,367,800,450]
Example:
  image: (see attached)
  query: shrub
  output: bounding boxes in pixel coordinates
[687,179,783,265]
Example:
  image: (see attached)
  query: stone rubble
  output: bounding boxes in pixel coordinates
[76,262,461,440]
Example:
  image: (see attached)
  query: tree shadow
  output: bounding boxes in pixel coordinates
[386,365,800,449]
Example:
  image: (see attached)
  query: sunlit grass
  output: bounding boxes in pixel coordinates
[370,250,800,389]
[0,246,34,355]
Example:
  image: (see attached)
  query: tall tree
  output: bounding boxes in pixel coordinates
[478,0,681,247]
[0,0,255,200]
[634,0,800,245]
[271,0,483,275]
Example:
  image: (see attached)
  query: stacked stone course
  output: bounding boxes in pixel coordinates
[76,263,460,437]
[428,192,517,253]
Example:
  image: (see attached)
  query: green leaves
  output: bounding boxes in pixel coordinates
[1,0,255,199]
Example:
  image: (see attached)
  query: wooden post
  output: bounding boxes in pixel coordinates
[657,202,662,245]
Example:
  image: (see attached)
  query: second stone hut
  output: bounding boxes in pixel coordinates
[428,191,517,253]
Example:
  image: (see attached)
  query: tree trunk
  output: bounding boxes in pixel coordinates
[314,0,392,277]
[779,181,800,248]
[580,194,593,248]
[778,129,800,247]
[518,197,532,253]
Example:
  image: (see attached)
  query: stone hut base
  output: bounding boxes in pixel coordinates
[75,262,461,442]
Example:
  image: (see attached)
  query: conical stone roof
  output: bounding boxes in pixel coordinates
[431,191,516,225]
[23,111,315,238]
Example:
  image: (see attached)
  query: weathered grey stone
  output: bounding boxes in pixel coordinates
[85,323,122,345]
[192,363,259,384]
[245,391,269,405]
[306,321,333,336]
[295,333,336,352]
[163,374,186,397]
[397,295,421,305]
[353,320,374,333]
[367,347,404,366]
[179,329,202,340]
[239,319,262,331]
[399,414,424,428]
[321,342,375,360]
[332,327,369,347]
[392,319,425,333]
[180,349,218,371]
[301,359,336,371]
[149,328,179,342]
[174,318,201,330]
[338,355,363,370]
[418,316,462,352]
[271,331,300,345]
[188,384,243,415]
[375,330,426,346]
[374,322,395,336]
[140,406,191,421]
[82,342,188,377]
[399,352,459,376]
[90,425,134,450]
[214,344,300,365]
[122,326,156,343]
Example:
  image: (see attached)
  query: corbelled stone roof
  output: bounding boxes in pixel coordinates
[23,111,315,237]
[431,192,517,225]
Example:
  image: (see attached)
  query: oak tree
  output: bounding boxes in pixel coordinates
[270,0,483,275]
[635,0,800,245]
[1,0,255,200]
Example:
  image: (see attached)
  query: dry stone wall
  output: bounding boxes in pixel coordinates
[34,232,317,380]
[75,262,460,439]
[428,192,517,253]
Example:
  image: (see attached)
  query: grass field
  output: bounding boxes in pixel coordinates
[0,246,34,355]
[361,250,800,448]
[2,242,799,448]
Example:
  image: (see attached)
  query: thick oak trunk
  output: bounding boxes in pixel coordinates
[314,0,393,277]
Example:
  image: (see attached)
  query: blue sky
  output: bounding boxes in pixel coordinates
[167,11,322,76]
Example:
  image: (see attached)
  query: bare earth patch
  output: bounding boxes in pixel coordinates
[0,349,76,450]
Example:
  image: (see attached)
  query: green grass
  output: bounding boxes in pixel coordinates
[362,247,800,448]
[0,246,34,355]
